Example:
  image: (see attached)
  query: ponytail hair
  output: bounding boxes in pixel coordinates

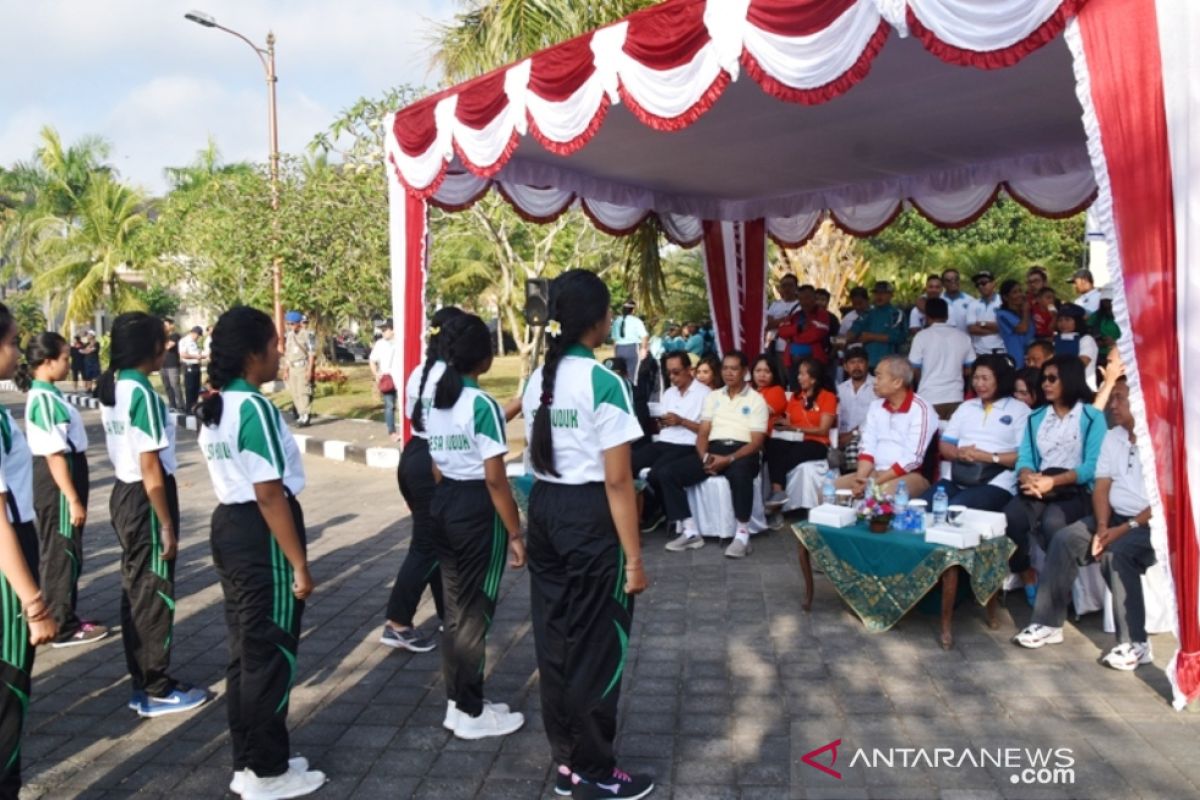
[197,306,276,427]
[433,314,492,412]
[530,270,611,477]
[14,332,68,392]
[96,312,166,407]
[410,306,464,433]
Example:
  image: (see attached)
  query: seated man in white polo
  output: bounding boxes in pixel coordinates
[656,351,768,558]
[634,350,711,531]
[835,355,938,498]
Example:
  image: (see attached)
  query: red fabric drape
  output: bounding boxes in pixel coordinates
[747,0,859,36]
[701,219,768,356]
[1079,0,1199,701]
[622,0,709,69]
[739,219,767,358]
[400,193,429,444]
[702,221,736,356]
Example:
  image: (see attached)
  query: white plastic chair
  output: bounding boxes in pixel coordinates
[685,473,767,539]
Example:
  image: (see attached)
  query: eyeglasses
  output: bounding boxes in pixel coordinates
[1042,374,1059,384]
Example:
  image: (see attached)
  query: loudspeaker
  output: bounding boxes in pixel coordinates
[525,278,550,326]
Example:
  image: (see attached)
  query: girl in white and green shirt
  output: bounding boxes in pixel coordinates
[98,313,209,719]
[197,306,325,799]
[18,332,108,647]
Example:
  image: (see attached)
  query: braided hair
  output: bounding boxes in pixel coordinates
[410,306,464,433]
[96,313,166,406]
[433,314,492,411]
[530,270,611,477]
[196,306,276,426]
[14,332,68,392]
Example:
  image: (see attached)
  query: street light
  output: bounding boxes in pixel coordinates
[185,9,284,343]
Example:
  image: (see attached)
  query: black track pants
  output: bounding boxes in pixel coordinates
[527,481,633,781]
[33,453,89,638]
[431,479,507,717]
[211,496,306,778]
[0,522,37,800]
[390,437,445,626]
[111,476,179,697]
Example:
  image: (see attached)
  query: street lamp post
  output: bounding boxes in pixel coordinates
[185,10,284,343]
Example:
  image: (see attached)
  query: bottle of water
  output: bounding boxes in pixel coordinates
[932,485,949,527]
[893,481,909,530]
[822,468,837,506]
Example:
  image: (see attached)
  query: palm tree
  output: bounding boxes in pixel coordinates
[34,126,112,219]
[164,137,253,194]
[33,174,149,322]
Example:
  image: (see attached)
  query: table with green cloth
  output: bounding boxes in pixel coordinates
[791,521,1015,649]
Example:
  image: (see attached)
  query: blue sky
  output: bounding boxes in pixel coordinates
[0,0,457,194]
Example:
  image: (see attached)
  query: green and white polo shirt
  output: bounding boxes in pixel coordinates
[425,377,508,481]
[25,379,88,456]
[101,369,177,483]
[521,344,643,484]
[198,378,306,504]
[405,360,445,440]
[0,406,35,524]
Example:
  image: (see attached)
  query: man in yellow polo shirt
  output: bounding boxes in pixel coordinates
[655,351,768,558]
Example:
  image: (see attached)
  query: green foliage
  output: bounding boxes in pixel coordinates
[7,291,46,350]
[133,284,182,318]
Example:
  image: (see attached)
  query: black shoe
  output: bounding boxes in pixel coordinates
[639,513,665,534]
[572,768,654,800]
[554,766,572,796]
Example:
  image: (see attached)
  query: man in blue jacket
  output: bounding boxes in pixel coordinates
[848,281,906,369]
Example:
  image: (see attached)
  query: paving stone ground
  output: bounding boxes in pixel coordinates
[7,393,1198,800]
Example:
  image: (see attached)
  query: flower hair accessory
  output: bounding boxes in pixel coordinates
[545,319,562,338]
[428,325,441,336]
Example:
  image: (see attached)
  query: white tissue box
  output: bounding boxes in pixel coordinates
[925,525,981,549]
[809,504,857,528]
[959,509,1007,539]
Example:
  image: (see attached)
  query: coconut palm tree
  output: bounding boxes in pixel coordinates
[33,174,149,322]
[33,126,112,220]
[164,137,254,194]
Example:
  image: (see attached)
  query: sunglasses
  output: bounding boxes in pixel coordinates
[1042,374,1060,384]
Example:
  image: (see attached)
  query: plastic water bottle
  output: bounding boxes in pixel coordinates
[932,485,949,527]
[822,468,837,506]
[893,481,910,530]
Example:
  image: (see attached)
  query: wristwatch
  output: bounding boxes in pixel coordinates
[991,452,1000,464]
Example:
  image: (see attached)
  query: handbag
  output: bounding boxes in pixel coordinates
[378,374,396,394]
[1036,467,1083,501]
[951,460,1006,487]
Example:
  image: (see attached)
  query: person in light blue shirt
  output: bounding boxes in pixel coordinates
[610,300,648,385]
[683,323,705,357]
[996,279,1035,366]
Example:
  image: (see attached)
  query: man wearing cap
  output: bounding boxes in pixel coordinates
[848,281,906,369]
[283,311,316,426]
[179,324,205,411]
[611,299,648,386]
[967,272,1006,355]
[1073,269,1102,315]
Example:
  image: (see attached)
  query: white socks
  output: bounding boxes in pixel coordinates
[681,518,699,538]
[734,527,750,544]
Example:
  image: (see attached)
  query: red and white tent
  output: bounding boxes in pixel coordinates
[385,0,1199,708]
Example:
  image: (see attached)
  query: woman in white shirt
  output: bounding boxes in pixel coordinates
[921,355,1031,512]
[197,306,325,799]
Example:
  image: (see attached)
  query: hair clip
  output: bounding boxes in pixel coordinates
[428,326,441,336]
[545,320,562,338]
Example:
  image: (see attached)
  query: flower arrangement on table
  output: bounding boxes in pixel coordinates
[858,486,897,533]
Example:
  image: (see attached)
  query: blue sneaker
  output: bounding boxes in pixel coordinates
[128,690,147,712]
[139,685,211,718]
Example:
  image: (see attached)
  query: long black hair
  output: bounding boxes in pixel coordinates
[14,332,68,392]
[433,314,492,412]
[530,269,611,477]
[972,354,1016,399]
[999,279,1023,313]
[796,358,823,409]
[410,306,464,433]
[96,312,166,406]
[750,353,782,389]
[1016,367,1045,409]
[1043,355,1094,409]
[197,306,276,426]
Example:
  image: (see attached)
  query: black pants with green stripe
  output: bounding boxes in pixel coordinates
[527,481,634,781]
[211,496,306,778]
[111,475,179,697]
[32,452,89,639]
[0,521,37,800]
[391,436,444,626]
[430,478,507,718]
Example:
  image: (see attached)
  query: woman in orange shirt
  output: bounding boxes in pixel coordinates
[765,359,838,504]
[751,354,787,432]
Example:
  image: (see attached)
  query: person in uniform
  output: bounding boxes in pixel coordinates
[283,311,315,427]
[18,333,108,647]
[0,303,58,799]
[98,312,211,718]
[424,313,527,740]
[197,306,326,799]
[521,269,654,800]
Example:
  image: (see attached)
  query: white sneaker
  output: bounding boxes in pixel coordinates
[1101,642,1153,671]
[665,533,704,552]
[1013,624,1064,649]
[724,537,752,559]
[443,699,511,731]
[231,758,309,796]
[453,704,525,740]
[240,762,327,800]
